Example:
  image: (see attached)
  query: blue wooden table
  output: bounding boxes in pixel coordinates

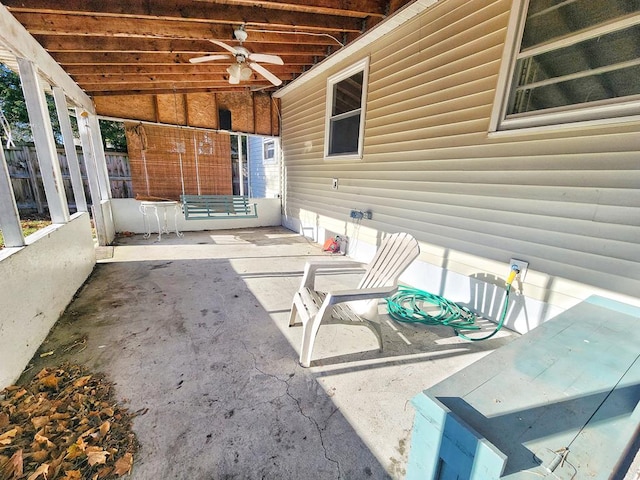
[407,295,640,479]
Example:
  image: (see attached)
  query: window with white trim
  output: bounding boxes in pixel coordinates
[324,57,369,159]
[263,138,275,161]
[492,0,640,131]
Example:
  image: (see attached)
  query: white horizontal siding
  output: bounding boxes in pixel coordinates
[280,0,640,309]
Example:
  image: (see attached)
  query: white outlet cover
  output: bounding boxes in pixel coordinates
[331,178,338,190]
[510,258,529,282]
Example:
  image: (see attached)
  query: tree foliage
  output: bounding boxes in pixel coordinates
[98,119,127,151]
[0,64,34,145]
[0,64,127,151]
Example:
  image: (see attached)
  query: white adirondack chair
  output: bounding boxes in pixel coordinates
[289,232,420,367]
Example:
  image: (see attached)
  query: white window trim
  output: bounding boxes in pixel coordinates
[324,57,370,160]
[489,0,640,134]
[263,138,276,162]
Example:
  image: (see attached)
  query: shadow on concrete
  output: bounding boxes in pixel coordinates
[23,227,519,479]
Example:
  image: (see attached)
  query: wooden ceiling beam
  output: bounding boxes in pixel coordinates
[71,69,300,84]
[5,0,415,101]
[33,35,332,56]
[82,79,290,91]
[12,14,343,44]
[87,87,273,96]
[4,0,385,20]
[201,0,388,18]
[64,64,308,75]
[7,5,363,34]
[52,52,319,66]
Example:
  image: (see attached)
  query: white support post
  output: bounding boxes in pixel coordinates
[237,135,244,196]
[87,113,112,200]
[76,108,107,245]
[52,87,87,213]
[0,3,94,114]
[0,146,25,247]
[245,141,251,197]
[17,58,70,224]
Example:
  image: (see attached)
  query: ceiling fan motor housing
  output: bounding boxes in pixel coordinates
[234,27,248,42]
[190,27,283,86]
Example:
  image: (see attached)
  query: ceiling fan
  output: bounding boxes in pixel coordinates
[190,26,284,86]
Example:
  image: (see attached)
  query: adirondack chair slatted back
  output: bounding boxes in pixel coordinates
[357,232,420,290]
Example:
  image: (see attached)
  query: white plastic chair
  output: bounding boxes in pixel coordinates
[289,232,420,367]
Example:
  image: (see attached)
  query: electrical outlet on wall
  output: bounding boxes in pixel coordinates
[331,178,338,190]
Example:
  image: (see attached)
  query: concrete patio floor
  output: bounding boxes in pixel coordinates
[26,226,519,479]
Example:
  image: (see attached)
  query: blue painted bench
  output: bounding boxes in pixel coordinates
[180,195,257,220]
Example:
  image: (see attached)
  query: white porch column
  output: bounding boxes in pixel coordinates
[17,58,70,224]
[237,135,244,196]
[76,108,107,245]
[0,147,24,247]
[52,87,87,212]
[87,113,111,200]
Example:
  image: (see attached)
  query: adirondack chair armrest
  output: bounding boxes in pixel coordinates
[301,260,367,289]
[325,285,399,305]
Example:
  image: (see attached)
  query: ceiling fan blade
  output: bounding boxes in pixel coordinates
[249,62,282,86]
[210,40,239,55]
[247,53,284,65]
[189,54,230,64]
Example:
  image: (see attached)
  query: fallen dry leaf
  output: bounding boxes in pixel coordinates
[99,421,111,438]
[0,427,19,445]
[6,449,24,478]
[62,470,82,480]
[31,450,50,463]
[96,465,114,479]
[1,364,138,480]
[34,431,55,449]
[65,443,85,461]
[31,416,50,429]
[39,374,60,389]
[73,376,92,388]
[86,446,109,466]
[101,407,115,418]
[113,452,133,476]
[26,462,50,480]
[14,388,27,400]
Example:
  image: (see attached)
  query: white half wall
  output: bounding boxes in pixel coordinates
[0,212,96,388]
[282,214,640,335]
[100,199,116,244]
[111,198,282,234]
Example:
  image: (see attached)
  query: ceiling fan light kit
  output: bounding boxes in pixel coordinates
[240,66,253,81]
[190,25,284,86]
[226,63,253,83]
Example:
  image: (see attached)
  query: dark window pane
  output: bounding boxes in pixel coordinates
[510,63,640,114]
[329,113,361,155]
[522,0,639,49]
[509,24,640,114]
[333,72,363,115]
[521,26,640,82]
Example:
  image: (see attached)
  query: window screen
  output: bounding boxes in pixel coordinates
[499,0,640,128]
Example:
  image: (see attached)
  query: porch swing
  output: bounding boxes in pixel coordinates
[177,123,257,220]
[127,97,257,221]
[176,96,257,219]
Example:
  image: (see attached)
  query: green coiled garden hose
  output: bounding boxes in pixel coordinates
[386,283,512,341]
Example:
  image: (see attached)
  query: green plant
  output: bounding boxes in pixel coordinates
[0,218,51,248]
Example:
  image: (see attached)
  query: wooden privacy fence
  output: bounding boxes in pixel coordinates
[3,145,133,214]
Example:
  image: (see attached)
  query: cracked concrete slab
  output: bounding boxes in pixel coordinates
[23,227,518,479]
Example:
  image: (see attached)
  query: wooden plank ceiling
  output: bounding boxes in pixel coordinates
[3,0,414,97]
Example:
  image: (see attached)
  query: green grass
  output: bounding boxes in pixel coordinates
[0,219,51,248]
